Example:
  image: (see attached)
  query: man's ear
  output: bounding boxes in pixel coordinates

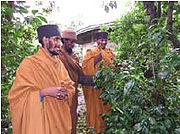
[42,37,48,46]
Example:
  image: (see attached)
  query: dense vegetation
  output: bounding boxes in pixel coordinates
[1,1,47,133]
[1,1,179,134]
[95,2,180,134]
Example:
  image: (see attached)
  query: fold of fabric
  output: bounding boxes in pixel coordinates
[8,47,75,134]
[82,46,115,133]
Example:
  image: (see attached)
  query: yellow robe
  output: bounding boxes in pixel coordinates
[82,46,116,133]
[58,49,82,134]
[8,47,75,134]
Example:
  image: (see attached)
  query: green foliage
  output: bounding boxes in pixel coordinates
[1,1,47,133]
[87,127,95,134]
[95,2,180,134]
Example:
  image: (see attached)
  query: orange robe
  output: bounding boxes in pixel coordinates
[82,46,116,133]
[58,49,82,134]
[8,47,75,134]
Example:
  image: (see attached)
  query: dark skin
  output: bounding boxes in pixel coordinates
[43,36,61,55]
[94,39,107,66]
[61,38,76,54]
[41,36,68,100]
[94,38,127,67]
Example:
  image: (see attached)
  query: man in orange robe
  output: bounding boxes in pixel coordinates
[82,31,116,133]
[58,29,82,134]
[8,25,75,134]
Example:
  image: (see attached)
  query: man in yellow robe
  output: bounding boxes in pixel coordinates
[58,29,82,134]
[82,31,116,133]
[8,25,75,134]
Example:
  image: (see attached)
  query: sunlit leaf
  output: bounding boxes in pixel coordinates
[36,16,48,23]
[124,80,135,95]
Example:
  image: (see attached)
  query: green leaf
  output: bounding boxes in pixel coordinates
[134,123,142,132]
[36,16,48,23]
[149,117,156,125]
[164,119,171,129]
[133,24,145,31]
[141,48,147,53]
[19,6,28,14]
[87,127,94,133]
[32,10,38,15]
[124,80,135,95]
[175,128,180,134]
[31,18,42,25]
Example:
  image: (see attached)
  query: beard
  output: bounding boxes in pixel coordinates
[49,45,60,55]
[100,43,106,49]
[49,50,59,55]
[64,46,73,54]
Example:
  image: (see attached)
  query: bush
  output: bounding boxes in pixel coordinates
[95,2,180,134]
[1,2,47,133]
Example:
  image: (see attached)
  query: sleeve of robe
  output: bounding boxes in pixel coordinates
[8,58,43,134]
[82,49,98,75]
[82,48,116,74]
[59,80,74,106]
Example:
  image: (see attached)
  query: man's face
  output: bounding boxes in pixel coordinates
[97,38,107,49]
[46,36,62,55]
[62,38,76,54]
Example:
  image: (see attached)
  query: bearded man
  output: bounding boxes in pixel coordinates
[58,29,82,134]
[8,25,75,134]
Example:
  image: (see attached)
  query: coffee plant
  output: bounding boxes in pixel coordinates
[95,2,180,134]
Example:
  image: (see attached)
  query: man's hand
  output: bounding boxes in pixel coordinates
[41,87,68,100]
[94,53,102,66]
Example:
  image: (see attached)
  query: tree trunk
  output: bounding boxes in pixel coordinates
[167,2,173,33]
[166,1,180,51]
[157,1,161,18]
[143,1,157,26]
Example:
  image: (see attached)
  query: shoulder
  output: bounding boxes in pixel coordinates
[86,46,99,53]
[21,56,33,64]
[85,49,93,55]
[18,56,35,70]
